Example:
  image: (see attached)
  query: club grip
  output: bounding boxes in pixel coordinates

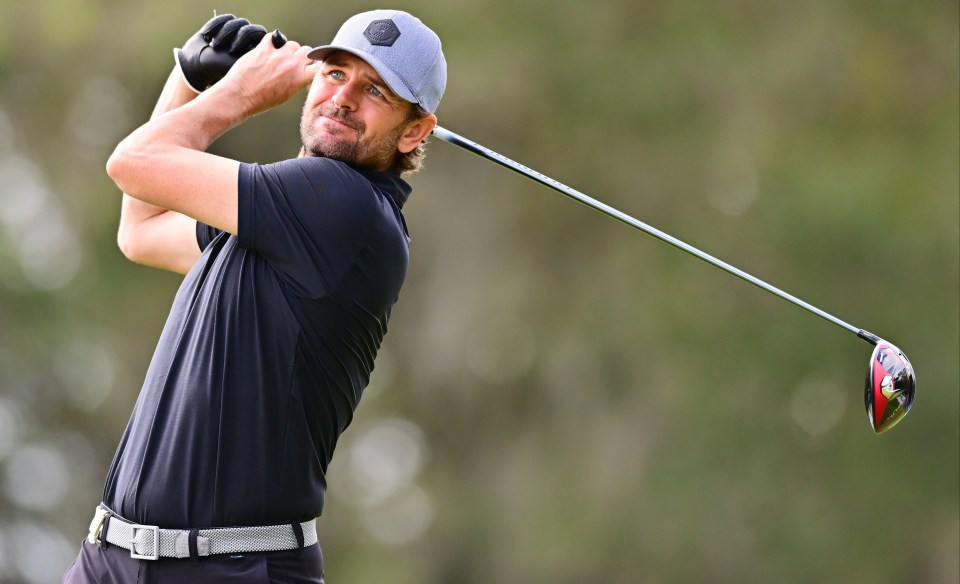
[271,29,287,48]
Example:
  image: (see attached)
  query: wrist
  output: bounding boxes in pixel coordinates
[201,75,256,122]
[173,48,203,94]
[186,79,253,143]
[151,68,203,119]
[170,73,202,106]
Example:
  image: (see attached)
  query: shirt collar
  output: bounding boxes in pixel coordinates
[357,168,412,209]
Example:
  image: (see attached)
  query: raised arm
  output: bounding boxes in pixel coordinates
[111,18,318,274]
[116,68,206,274]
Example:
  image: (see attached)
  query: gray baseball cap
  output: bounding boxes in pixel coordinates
[307,10,447,114]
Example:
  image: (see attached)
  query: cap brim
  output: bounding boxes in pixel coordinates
[306,46,418,107]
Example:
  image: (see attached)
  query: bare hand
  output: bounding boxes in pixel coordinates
[214,32,322,118]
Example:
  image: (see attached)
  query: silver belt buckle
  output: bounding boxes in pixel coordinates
[86,507,107,545]
[130,524,160,560]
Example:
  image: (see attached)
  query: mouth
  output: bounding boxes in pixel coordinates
[321,114,352,129]
[316,107,360,133]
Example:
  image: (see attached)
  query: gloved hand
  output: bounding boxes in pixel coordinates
[175,14,268,93]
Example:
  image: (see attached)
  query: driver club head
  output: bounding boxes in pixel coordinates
[865,341,916,434]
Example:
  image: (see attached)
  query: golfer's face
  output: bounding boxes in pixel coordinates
[300,51,412,170]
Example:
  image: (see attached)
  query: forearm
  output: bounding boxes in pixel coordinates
[109,32,315,201]
[109,75,246,207]
[109,33,314,241]
[119,68,200,234]
[111,17,307,273]
[152,67,201,120]
[116,67,223,273]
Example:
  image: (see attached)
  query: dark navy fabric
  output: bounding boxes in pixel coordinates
[62,539,325,583]
[101,157,411,529]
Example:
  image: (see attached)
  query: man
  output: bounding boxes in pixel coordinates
[63,9,445,583]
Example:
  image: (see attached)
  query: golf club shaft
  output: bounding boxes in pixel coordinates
[432,126,880,346]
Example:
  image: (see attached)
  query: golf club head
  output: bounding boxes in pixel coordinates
[865,341,915,434]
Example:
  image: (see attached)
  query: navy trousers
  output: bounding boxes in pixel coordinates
[62,539,325,584]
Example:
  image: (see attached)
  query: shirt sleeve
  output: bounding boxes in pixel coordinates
[237,158,377,296]
[195,221,223,251]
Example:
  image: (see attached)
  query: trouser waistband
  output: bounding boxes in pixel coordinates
[87,505,318,561]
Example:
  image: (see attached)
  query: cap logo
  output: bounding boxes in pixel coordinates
[364,19,401,47]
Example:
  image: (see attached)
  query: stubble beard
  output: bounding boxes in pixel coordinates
[300,104,403,171]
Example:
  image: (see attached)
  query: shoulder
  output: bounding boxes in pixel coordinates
[250,157,370,187]
[241,158,395,236]
[243,158,384,208]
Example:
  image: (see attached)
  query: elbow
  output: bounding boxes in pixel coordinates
[117,229,155,267]
[105,146,129,192]
[106,141,143,195]
[116,208,152,266]
[117,216,159,267]
[111,148,140,264]
[116,222,140,264]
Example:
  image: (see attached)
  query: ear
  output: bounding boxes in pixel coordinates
[397,113,437,154]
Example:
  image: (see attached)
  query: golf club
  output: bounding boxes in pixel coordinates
[431,126,916,434]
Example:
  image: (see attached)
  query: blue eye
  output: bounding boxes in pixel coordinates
[370,86,384,98]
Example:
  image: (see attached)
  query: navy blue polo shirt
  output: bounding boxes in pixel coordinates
[102,157,411,529]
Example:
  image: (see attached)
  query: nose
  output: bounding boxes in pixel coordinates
[331,82,359,111]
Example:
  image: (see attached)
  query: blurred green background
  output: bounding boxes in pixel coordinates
[0,0,957,582]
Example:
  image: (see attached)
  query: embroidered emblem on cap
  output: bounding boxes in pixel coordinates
[364,19,401,47]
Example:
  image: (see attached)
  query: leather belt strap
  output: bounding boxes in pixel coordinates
[87,505,318,560]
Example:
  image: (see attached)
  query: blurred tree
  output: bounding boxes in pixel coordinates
[0,0,956,582]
